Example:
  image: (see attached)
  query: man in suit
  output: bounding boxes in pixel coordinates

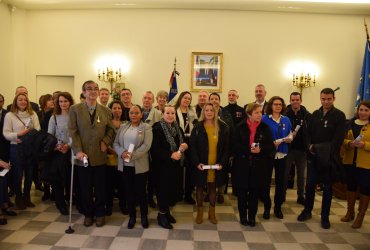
[244,84,267,115]
[69,80,116,228]
[0,94,10,162]
[6,86,39,112]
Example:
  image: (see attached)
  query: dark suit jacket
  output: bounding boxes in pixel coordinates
[0,108,10,161]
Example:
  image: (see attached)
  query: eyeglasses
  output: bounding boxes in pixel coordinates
[273,103,282,106]
[85,87,99,91]
[129,112,140,115]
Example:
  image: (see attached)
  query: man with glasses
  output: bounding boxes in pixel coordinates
[69,80,116,228]
[120,88,134,121]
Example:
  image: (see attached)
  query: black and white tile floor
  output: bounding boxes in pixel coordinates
[0,188,369,250]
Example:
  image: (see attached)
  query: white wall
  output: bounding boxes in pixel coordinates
[0,3,12,103]
[3,7,370,117]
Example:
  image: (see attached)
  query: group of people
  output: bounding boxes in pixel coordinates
[0,82,369,231]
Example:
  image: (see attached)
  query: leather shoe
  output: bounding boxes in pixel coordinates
[2,208,17,216]
[57,205,68,216]
[263,210,270,220]
[83,217,93,227]
[167,212,176,224]
[120,207,129,215]
[274,208,284,219]
[128,217,136,229]
[157,213,173,229]
[141,216,149,228]
[240,217,248,226]
[321,216,331,229]
[0,217,7,225]
[217,194,224,204]
[248,218,256,227]
[297,210,312,222]
[96,216,105,227]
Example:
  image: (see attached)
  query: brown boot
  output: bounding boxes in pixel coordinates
[196,206,203,224]
[341,191,356,222]
[208,205,218,224]
[24,195,35,208]
[352,194,370,229]
[15,196,26,210]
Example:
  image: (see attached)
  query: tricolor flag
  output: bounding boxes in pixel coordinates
[168,70,179,103]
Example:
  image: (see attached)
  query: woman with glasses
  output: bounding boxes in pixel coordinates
[114,105,152,229]
[190,103,229,224]
[151,105,188,229]
[261,96,292,220]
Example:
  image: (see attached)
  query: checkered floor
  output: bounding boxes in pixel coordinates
[0,187,369,250]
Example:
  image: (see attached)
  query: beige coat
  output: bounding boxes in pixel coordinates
[113,122,153,174]
[69,103,115,166]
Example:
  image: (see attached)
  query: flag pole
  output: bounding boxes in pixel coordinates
[365,18,369,42]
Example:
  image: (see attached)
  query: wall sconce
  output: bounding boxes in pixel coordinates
[292,73,316,95]
[97,67,122,91]
[285,61,319,96]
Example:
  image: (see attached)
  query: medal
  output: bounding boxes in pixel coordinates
[97,115,100,123]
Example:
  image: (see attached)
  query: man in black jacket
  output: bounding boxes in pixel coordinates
[297,88,346,229]
[224,89,245,126]
[284,92,311,206]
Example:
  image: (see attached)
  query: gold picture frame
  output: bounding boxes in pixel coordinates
[191,52,223,92]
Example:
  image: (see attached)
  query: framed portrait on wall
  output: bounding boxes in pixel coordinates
[191,52,223,92]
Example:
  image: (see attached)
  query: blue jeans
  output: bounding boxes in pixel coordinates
[304,154,332,217]
[10,145,33,197]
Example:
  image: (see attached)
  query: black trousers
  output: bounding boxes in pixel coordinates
[76,164,106,217]
[261,158,287,211]
[237,187,258,220]
[123,166,148,218]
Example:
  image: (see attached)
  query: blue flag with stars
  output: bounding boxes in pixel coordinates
[355,40,370,107]
[168,70,178,103]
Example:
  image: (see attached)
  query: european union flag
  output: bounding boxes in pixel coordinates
[355,40,370,108]
[168,70,178,103]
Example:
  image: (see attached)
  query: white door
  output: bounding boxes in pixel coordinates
[36,75,75,101]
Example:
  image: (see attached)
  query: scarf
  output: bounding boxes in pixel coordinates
[160,118,185,165]
[247,118,260,146]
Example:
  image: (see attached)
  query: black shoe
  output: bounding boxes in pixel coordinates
[184,196,196,205]
[297,197,305,205]
[297,210,312,222]
[240,217,248,226]
[148,198,157,208]
[128,217,136,229]
[141,216,149,228]
[321,216,331,229]
[248,218,256,227]
[57,205,68,216]
[157,213,173,229]
[0,217,7,225]
[2,208,17,216]
[167,212,176,224]
[274,208,284,219]
[263,210,270,220]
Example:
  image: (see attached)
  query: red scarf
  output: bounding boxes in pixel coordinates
[246,119,260,146]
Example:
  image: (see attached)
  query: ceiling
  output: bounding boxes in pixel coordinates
[2,0,370,15]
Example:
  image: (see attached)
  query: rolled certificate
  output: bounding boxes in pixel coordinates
[275,138,284,143]
[124,144,135,163]
[203,165,219,170]
[354,134,364,143]
[294,125,301,133]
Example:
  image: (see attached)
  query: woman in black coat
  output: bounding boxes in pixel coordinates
[190,103,229,224]
[151,105,188,229]
[233,103,275,227]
